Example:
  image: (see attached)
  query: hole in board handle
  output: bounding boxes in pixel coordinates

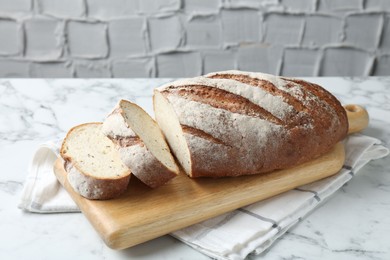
[345,104,362,113]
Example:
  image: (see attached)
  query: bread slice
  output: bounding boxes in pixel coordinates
[102,100,179,188]
[153,70,348,178]
[60,123,131,200]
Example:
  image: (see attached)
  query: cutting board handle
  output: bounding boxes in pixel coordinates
[344,104,369,134]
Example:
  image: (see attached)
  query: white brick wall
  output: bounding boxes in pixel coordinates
[264,13,304,45]
[302,15,342,46]
[24,18,63,60]
[0,0,389,77]
[0,0,31,13]
[38,0,86,18]
[221,9,260,45]
[0,19,21,56]
[112,58,154,77]
[67,21,108,59]
[108,18,147,57]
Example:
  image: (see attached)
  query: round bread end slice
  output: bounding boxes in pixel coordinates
[102,100,180,188]
[60,123,131,200]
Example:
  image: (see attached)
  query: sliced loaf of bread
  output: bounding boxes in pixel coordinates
[102,100,179,188]
[153,70,348,178]
[60,123,131,200]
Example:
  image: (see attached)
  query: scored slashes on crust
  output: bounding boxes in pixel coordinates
[154,70,348,178]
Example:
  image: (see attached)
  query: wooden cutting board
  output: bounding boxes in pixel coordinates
[53,104,368,250]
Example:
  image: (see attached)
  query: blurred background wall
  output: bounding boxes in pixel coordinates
[0,0,389,78]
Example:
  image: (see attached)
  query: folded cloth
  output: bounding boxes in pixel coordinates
[18,140,80,213]
[172,134,389,260]
[19,134,389,259]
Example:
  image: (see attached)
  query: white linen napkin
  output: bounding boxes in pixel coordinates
[19,134,389,259]
[18,140,80,213]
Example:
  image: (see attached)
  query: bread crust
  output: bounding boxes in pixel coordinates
[117,143,178,188]
[64,160,130,200]
[60,122,131,200]
[155,70,348,178]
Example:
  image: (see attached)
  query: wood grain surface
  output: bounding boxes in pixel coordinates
[53,105,368,249]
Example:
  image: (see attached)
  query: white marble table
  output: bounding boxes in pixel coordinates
[0,77,389,260]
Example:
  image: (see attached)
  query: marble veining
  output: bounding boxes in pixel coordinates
[0,77,389,260]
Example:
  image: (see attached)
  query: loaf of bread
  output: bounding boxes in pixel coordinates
[60,123,131,199]
[102,100,179,188]
[153,70,348,178]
